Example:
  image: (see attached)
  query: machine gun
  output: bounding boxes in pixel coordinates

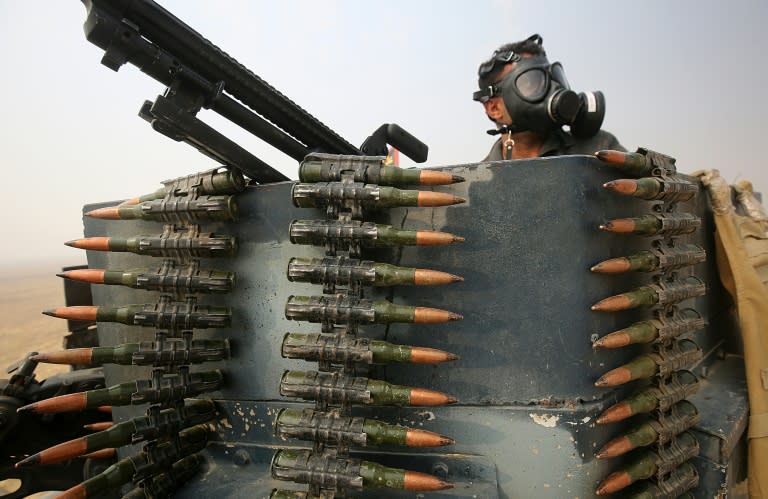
[80,0,427,183]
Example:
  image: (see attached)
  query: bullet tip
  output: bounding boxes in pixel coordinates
[598,224,608,231]
[453,235,465,243]
[17,404,33,414]
[86,206,124,219]
[64,240,77,247]
[42,309,56,317]
[448,313,463,321]
[596,403,631,425]
[55,272,67,279]
[446,396,458,404]
[441,436,456,446]
[452,175,465,183]
[447,353,460,361]
[594,377,608,387]
[15,455,39,468]
[451,274,464,282]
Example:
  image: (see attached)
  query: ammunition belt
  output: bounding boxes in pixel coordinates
[287,257,377,287]
[136,225,236,258]
[656,213,701,236]
[654,311,707,342]
[651,371,700,411]
[651,245,706,271]
[276,409,368,447]
[285,295,376,324]
[282,334,374,364]
[654,433,699,476]
[300,153,386,183]
[270,450,364,490]
[649,341,702,377]
[641,147,678,176]
[653,462,699,499]
[132,301,231,329]
[648,403,700,445]
[653,177,698,203]
[280,371,372,405]
[650,278,706,306]
[131,371,223,405]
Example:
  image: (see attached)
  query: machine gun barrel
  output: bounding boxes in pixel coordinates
[82,0,360,162]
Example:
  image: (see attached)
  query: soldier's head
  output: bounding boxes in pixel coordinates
[473,34,605,138]
[475,34,547,126]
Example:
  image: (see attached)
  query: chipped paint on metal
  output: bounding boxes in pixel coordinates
[530,413,560,427]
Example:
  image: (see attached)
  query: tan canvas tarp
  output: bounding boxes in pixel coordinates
[696,170,768,498]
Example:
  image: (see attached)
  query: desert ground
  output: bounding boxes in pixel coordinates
[0,265,76,381]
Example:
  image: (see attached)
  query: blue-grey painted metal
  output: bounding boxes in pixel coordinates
[82,155,747,498]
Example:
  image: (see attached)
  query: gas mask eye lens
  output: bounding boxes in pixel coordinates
[515,69,548,101]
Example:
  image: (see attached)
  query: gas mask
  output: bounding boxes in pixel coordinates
[473,45,605,138]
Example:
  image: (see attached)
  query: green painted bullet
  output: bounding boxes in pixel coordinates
[271,449,453,491]
[595,148,677,177]
[58,263,236,294]
[65,229,237,258]
[87,195,238,222]
[289,220,464,251]
[292,182,464,211]
[591,276,706,312]
[276,408,454,447]
[596,432,699,495]
[55,425,209,499]
[597,370,699,424]
[603,176,698,202]
[16,400,215,467]
[121,168,246,205]
[597,400,699,459]
[287,256,463,288]
[280,370,457,406]
[595,339,702,387]
[18,371,223,414]
[622,462,699,499]
[285,295,462,325]
[32,339,230,367]
[593,309,707,349]
[43,302,231,329]
[123,454,203,499]
[299,153,463,186]
[281,333,458,365]
[591,244,706,274]
[599,213,701,237]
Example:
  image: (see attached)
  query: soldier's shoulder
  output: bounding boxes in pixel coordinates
[589,129,625,152]
[482,138,503,162]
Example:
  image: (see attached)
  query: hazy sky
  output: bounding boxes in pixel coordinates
[1,0,766,268]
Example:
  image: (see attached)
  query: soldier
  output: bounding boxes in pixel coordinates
[473,34,625,160]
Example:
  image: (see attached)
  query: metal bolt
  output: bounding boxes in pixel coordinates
[431,462,449,479]
[233,449,250,466]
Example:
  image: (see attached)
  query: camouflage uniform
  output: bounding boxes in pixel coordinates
[483,129,625,161]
